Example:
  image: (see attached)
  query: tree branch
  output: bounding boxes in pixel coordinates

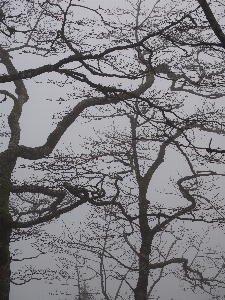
[197,0,225,48]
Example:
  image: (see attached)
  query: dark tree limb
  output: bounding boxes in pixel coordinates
[197,0,225,48]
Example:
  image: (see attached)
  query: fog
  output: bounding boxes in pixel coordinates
[1,0,225,299]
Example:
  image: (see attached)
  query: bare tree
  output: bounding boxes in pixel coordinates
[1,0,225,299]
[33,100,225,299]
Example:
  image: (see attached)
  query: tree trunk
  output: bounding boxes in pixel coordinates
[134,180,152,300]
[0,152,15,300]
[0,222,11,300]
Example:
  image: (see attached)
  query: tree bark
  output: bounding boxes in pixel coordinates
[134,179,152,300]
[0,225,11,300]
[0,151,16,300]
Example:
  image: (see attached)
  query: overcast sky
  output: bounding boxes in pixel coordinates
[3,0,225,299]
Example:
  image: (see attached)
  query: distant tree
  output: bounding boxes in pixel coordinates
[79,282,93,300]
[1,0,225,299]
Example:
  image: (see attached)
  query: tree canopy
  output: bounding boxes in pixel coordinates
[1,0,225,299]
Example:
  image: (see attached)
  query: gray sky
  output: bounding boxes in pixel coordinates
[3,0,225,299]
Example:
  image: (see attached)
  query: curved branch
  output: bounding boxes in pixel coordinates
[10,184,87,228]
[149,257,211,285]
[0,90,17,102]
[17,72,156,160]
[11,197,87,229]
